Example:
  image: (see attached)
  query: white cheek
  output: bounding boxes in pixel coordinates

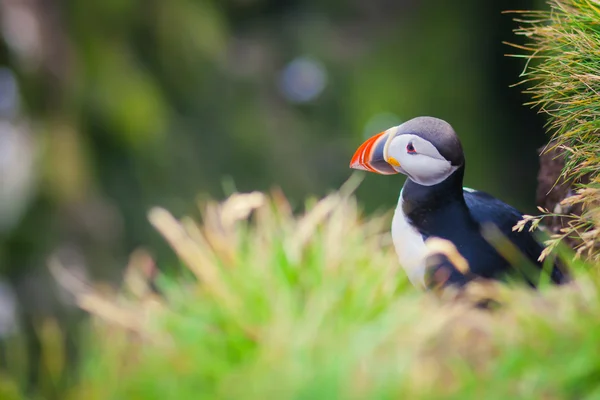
[387,135,457,186]
[402,155,456,186]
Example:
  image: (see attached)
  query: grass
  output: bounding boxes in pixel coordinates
[507,0,600,261]
[40,177,599,399]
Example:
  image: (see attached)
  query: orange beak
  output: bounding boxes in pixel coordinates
[349,130,399,175]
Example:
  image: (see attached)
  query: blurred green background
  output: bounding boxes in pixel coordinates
[0,0,548,396]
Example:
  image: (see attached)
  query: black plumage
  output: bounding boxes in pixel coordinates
[402,164,568,287]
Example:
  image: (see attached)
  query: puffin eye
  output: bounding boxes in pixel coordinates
[406,143,416,154]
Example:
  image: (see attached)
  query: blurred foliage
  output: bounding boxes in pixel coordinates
[57,184,599,399]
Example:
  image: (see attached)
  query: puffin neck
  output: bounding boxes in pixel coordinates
[401,165,467,217]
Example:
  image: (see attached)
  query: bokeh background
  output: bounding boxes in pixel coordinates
[0,0,549,396]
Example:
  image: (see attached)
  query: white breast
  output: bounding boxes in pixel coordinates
[391,190,428,288]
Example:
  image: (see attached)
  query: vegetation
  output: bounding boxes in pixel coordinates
[51,180,600,399]
[510,0,600,261]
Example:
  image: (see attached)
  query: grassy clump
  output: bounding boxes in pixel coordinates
[509,0,600,260]
[46,178,600,399]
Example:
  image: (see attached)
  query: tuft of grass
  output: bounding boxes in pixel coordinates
[47,178,600,399]
[506,0,600,261]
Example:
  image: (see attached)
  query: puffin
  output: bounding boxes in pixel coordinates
[350,116,568,289]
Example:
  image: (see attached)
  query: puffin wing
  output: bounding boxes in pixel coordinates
[462,188,566,284]
[463,188,523,229]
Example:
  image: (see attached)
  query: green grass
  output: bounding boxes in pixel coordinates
[43,177,598,400]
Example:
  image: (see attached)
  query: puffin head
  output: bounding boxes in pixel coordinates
[350,116,464,186]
